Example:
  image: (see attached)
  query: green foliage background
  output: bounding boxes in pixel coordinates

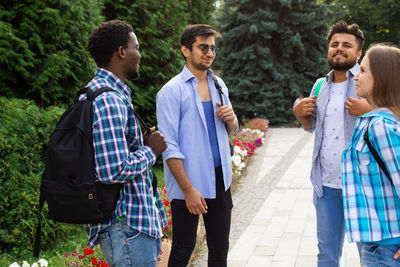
[0,97,70,255]
[0,0,103,107]
[324,0,400,51]
[216,0,330,125]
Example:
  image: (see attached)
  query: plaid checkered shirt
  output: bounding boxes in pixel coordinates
[84,68,167,247]
[342,108,400,243]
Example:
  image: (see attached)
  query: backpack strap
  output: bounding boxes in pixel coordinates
[314,78,325,99]
[33,182,45,258]
[89,86,158,196]
[363,119,393,185]
[212,75,224,105]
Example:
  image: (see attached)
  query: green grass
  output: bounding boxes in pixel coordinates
[153,164,165,187]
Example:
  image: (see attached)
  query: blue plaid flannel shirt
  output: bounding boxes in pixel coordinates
[84,68,167,247]
[342,108,400,243]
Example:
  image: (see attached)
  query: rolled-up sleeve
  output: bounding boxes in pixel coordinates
[156,86,185,160]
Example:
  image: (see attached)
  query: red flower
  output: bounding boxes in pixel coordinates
[100,262,109,267]
[84,248,95,255]
[168,210,172,215]
[92,257,99,266]
[164,226,169,231]
[163,200,170,206]
[168,221,172,225]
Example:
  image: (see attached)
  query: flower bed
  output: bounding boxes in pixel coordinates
[230,118,269,176]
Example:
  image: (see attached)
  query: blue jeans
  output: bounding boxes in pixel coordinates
[97,220,161,267]
[361,243,400,266]
[313,187,345,267]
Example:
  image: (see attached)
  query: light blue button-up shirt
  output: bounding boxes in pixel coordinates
[307,64,359,198]
[156,66,233,201]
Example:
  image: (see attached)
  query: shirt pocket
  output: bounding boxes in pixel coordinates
[354,139,371,166]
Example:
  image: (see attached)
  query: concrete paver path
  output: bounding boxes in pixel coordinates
[190,128,360,267]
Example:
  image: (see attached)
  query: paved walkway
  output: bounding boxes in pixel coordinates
[190,128,360,267]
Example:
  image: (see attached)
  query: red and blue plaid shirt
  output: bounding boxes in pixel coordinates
[84,68,167,247]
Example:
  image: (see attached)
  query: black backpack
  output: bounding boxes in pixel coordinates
[33,87,123,257]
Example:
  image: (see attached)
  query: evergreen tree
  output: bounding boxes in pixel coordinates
[0,0,103,106]
[324,0,400,49]
[217,0,330,125]
[187,0,216,24]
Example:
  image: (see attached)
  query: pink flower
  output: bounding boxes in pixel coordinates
[64,253,69,258]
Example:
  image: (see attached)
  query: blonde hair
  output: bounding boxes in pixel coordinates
[366,43,400,117]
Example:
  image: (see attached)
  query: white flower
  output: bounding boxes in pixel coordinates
[231,155,241,167]
[31,263,39,267]
[9,263,20,267]
[22,261,29,267]
[38,259,48,267]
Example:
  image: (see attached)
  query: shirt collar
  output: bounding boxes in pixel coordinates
[326,63,360,82]
[181,65,214,82]
[95,68,132,97]
[361,107,400,121]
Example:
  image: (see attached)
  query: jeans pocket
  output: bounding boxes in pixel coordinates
[98,230,113,263]
[122,223,141,242]
[363,243,379,255]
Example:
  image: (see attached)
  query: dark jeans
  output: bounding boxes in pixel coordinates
[168,166,233,267]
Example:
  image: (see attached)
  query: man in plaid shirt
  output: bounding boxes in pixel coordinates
[84,20,167,266]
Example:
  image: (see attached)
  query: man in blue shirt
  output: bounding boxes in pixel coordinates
[293,21,372,266]
[86,20,168,266]
[156,24,238,266]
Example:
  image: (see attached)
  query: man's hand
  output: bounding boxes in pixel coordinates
[345,97,373,116]
[183,187,208,215]
[394,248,400,260]
[216,102,237,134]
[143,130,167,157]
[293,95,316,118]
[216,102,235,123]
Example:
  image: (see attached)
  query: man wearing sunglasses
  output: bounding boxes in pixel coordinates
[156,24,238,266]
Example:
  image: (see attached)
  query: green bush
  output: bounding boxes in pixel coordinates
[0,97,77,256]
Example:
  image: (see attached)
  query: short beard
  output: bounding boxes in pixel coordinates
[328,58,357,71]
[189,58,211,71]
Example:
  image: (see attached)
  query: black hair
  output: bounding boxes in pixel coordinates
[88,20,133,67]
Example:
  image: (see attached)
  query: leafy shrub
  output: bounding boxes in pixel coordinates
[0,0,103,107]
[0,97,76,256]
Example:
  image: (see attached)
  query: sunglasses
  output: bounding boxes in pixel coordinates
[193,44,217,55]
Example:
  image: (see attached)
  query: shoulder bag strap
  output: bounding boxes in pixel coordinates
[363,120,393,185]
[212,75,224,105]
